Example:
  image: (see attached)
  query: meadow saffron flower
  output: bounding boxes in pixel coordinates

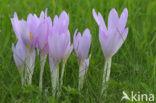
[11,10,47,49]
[35,9,52,53]
[12,40,26,85]
[48,11,70,96]
[73,28,92,91]
[12,40,35,85]
[11,10,46,85]
[92,8,128,94]
[10,12,22,40]
[34,9,52,91]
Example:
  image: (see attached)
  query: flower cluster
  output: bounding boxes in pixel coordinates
[11,8,128,97]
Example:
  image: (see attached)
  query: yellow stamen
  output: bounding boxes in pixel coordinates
[29,32,34,40]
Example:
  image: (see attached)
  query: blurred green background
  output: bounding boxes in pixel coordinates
[0,0,156,102]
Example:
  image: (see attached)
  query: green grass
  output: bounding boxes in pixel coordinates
[0,0,156,102]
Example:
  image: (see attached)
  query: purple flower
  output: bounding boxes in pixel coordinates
[12,41,36,69]
[35,10,53,91]
[73,28,92,62]
[12,40,35,85]
[73,28,92,91]
[12,40,26,73]
[48,11,72,96]
[10,12,22,40]
[12,40,36,68]
[48,11,70,64]
[63,41,73,62]
[11,10,47,50]
[92,8,128,59]
[35,9,52,54]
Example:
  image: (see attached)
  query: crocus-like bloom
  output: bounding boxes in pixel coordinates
[73,28,92,91]
[12,40,35,85]
[33,9,52,91]
[35,9,52,54]
[11,10,46,85]
[48,11,70,64]
[48,11,71,96]
[92,8,128,94]
[12,40,26,85]
[74,29,91,62]
[10,11,43,53]
[92,8,128,59]
[11,10,47,51]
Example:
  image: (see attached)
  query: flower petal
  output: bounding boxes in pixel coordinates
[12,40,26,69]
[59,11,69,31]
[111,28,128,56]
[92,9,107,33]
[48,32,69,63]
[20,20,31,46]
[78,28,91,60]
[11,12,21,40]
[35,21,48,52]
[27,14,40,36]
[92,9,101,26]
[119,8,128,31]
[64,43,73,62]
[98,12,107,32]
[108,8,119,34]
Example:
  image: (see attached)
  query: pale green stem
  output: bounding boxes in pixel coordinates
[60,61,66,86]
[78,62,87,91]
[51,63,59,97]
[25,47,29,85]
[39,53,47,92]
[18,67,24,85]
[27,51,34,85]
[20,71,24,86]
[101,58,112,95]
[25,47,34,85]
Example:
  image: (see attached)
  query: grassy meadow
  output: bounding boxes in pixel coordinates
[0,0,156,102]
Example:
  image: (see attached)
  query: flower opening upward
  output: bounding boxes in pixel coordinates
[34,9,52,91]
[12,40,26,85]
[92,8,128,94]
[92,8,128,59]
[73,28,92,91]
[48,11,72,96]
